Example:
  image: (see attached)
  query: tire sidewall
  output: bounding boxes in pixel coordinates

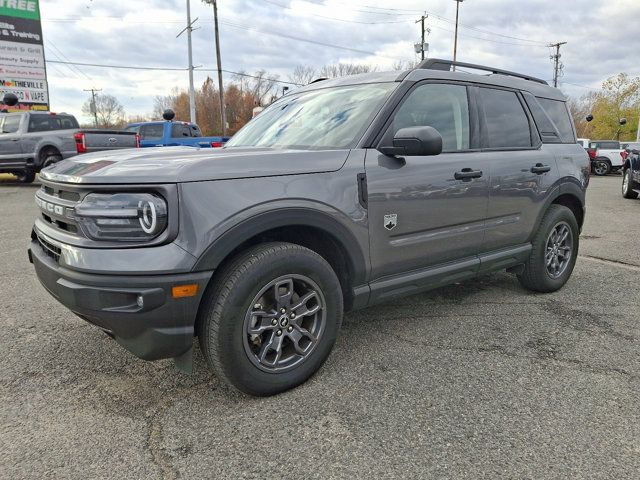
[43,155,62,169]
[593,159,610,176]
[209,247,343,395]
[532,206,580,291]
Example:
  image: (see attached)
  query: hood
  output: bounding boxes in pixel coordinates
[40,146,350,184]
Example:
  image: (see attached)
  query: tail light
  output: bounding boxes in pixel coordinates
[74,132,87,154]
[211,141,223,148]
[135,133,141,148]
[587,148,596,160]
[621,150,629,161]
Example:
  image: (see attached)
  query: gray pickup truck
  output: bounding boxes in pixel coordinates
[0,111,139,183]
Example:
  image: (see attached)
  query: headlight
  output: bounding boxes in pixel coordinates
[74,193,168,242]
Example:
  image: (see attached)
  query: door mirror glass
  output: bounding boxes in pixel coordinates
[379,126,443,157]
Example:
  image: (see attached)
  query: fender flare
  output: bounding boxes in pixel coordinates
[192,207,368,286]
[529,181,586,240]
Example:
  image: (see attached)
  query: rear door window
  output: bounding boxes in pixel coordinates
[28,115,55,132]
[536,97,575,143]
[171,124,192,138]
[479,88,532,148]
[139,124,164,140]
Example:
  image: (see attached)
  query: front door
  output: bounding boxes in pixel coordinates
[365,82,490,281]
[0,115,25,168]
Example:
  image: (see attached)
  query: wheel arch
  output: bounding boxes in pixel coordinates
[530,184,585,240]
[192,208,369,312]
[37,144,62,165]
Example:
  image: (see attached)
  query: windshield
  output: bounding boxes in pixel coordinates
[226,83,396,150]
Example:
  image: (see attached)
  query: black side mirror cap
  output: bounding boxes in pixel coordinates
[378,126,443,157]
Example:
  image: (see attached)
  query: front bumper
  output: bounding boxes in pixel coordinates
[29,238,213,361]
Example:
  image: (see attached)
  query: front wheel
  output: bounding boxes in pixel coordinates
[197,242,343,396]
[518,205,579,293]
[15,170,35,184]
[622,169,639,199]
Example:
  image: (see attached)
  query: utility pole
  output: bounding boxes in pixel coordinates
[415,15,428,60]
[177,0,198,123]
[548,41,567,88]
[83,88,101,127]
[452,0,464,71]
[203,0,226,136]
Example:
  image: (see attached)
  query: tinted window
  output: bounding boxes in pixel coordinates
[53,115,79,130]
[1,115,21,133]
[171,124,191,138]
[139,124,164,140]
[190,125,202,137]
[392,83,470,151]
[480,88,531,148]
[536,97,574,143]
[28,115,55,132]
[590,141,619,149]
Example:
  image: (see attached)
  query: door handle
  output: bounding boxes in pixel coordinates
[454,168,483,181]
[531,163,551,174]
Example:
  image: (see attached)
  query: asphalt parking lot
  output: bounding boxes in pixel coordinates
[1,174,638,479]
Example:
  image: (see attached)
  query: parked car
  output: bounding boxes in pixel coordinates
[125,119,229,148]
[622,141,640,151]
[622,145,640,199]
[29,58,589,396]
[0,111,139,183]
[588,140,627,176]
[577,137,590,148]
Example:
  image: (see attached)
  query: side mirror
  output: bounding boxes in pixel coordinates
[379,126,443,157]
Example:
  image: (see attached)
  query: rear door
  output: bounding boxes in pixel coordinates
[138,123,165,147]
[366,81,490,280]
[476,87,557,255]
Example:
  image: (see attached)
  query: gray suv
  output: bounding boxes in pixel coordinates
[29,59,590,396]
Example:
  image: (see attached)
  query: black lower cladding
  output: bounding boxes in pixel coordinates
[29,239,213,361]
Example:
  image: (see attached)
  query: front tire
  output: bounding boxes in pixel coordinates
[592,159,611,176]
[518,205,579,293]
[622,169,639,199]
[197,242,343,396]
[15,170,35,184]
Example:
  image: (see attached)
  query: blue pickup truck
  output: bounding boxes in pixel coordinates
[125,120,229,149]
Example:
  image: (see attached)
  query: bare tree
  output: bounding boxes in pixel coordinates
[289,65,317,86]
[81,93,125,128]
[318,63,376,78]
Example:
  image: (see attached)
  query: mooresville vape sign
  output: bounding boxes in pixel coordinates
[0,0,49,111]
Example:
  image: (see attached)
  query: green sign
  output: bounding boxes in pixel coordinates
[0,0,40,21]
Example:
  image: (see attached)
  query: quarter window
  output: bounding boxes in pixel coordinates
[479,88,532,148]
[536,97,575,143]
[391,83,470,151]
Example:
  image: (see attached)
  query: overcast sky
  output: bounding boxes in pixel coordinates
[39,0,640,123]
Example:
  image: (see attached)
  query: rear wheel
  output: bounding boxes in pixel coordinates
[622,169,639,199]
[518,205,579,293]
[197,242,343,396]
[592,158,611,176]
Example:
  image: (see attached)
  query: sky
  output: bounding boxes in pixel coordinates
[37,0,640,124]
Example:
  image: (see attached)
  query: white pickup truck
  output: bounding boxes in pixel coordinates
[588,140,628,176]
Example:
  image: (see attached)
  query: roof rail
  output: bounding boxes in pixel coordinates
[309,77,328,84]
[416,58,548,85]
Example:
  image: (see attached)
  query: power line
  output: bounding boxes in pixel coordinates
[45,59,303,85]
[257,0,411,24]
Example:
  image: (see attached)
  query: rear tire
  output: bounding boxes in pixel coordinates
[518,205,579,293]
[622,169,639,199]
[197,242,343,396]
[42,154,62,169]
[592,158,611,176]
[16,170,35,184]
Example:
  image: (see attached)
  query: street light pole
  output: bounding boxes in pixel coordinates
[186,0,196,123]
[452,0,464,71]
[203,0,227,136]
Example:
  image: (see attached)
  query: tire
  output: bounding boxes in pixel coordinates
[518,205,579,293]
[42,154,62,169]
[592,158,611,176]
[197,242,343,396]
[15,170,36,184]
[622,169,639,199]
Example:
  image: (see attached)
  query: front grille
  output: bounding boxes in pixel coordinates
[36,232,62,263]
[35,182,86,238]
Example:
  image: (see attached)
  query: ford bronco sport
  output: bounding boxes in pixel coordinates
[29,59,590,396]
